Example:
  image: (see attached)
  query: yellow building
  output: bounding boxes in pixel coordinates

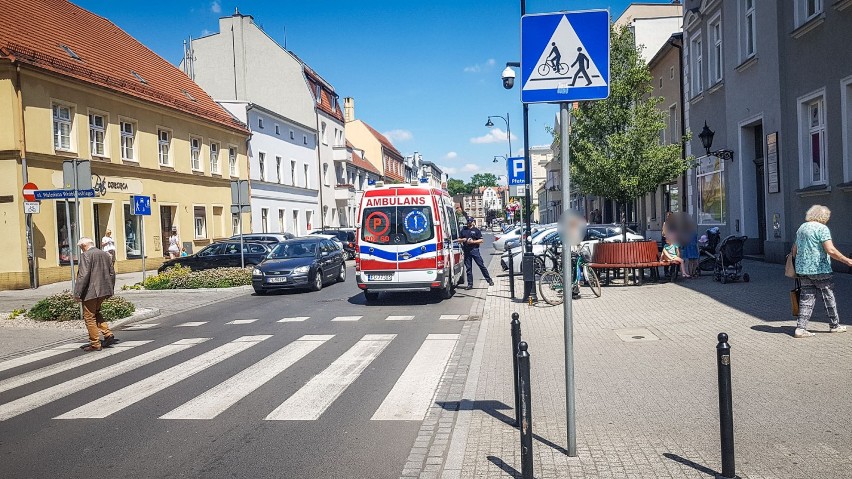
[0,0,251,289]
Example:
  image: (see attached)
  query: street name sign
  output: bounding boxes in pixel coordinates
[131,195,152,216]
[507,156,526,186]
[34,189,95,200]
[521,10,610,104]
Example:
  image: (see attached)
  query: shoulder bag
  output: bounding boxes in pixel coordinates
[785,253,796,278]
[790,278,801,318]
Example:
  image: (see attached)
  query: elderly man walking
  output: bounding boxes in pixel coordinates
[74,237,118,352]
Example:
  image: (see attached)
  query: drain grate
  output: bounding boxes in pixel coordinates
[614,328,660,342]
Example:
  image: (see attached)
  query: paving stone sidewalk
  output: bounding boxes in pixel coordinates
[441,259,852,478]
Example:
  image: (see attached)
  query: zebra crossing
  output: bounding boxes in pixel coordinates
[0,330,460,424]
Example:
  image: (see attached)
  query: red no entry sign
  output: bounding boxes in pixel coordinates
[22,182,38,202]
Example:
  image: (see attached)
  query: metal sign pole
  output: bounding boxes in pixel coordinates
[560,102,576,457]
[239,180,245,268]
[64,199,76,295]
[141,216,146,283]
[72,160,83,319]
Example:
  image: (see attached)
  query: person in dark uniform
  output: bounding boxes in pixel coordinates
[458,218,494,290]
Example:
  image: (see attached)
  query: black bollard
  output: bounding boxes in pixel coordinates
[716,333,737,479]
[508,252,516,299]
[510,312,522,427]
[517,341,533,479]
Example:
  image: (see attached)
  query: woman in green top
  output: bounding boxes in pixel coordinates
[791,205,852,338]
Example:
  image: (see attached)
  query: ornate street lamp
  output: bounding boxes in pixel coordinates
[699,121,735,161]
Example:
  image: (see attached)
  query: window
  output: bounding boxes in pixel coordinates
[668,105,678,145]
[690,33,703,96]
[89,113,106,157]
[229,146,237,176]
[278,209,285,232]
[659,77,663,89]
[120,120,135,161]
[290,160,296,186]
[843,77,852,183]
[210,142,220,174]
[323,163,330,186]
[306,210,313,231]
[194,206,207,238]
[232,213,240,235]
[53,103,73,151]
[315,85,322,104]
[696,155,726,225]
[158,128,171,166]
[800,95,827,185]
[257,117,264,129]
[261,208,269,233]
[258,152,266,181]
[123,203,142,259]
[290,130,295,140]
[321,122,328,145]
[304,164,310,188]
[709,16,723,84]
[795,0,823,27]
[60,44,81,60]
[276,156,282,183]
[742,0,756,58]
[190,137,202,170]
[275,124,280,135]
[293,210,300,236]
[56,202,78,265]
[303,135,308,145]
[670,66,675,80]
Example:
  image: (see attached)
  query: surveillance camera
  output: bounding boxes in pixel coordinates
[501,66,516,90]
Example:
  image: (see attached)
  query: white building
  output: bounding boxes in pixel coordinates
[334,142,382,227]
[481,186,503,212]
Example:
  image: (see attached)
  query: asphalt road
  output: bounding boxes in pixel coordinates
[0,262,484,479]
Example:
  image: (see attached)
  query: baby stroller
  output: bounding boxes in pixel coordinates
[714,235,750,284]
[696,227,721,274]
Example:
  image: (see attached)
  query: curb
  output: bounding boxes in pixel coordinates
[0,307,161,362]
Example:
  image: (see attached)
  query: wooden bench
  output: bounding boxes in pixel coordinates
[588,241,675,285]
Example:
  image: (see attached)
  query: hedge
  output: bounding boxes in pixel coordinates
[142,265,252,290]
[27,291,135,322]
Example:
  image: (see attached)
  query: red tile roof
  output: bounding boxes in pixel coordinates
[303,67,344,123]
[351,147,381,176]
[361,122,404,160]
[0,0,248,134]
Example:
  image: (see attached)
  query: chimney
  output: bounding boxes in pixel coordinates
[344,97,355,123]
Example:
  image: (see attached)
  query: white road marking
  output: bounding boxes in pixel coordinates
[371,334,459,421]
[0,338,207,421]
[385,315,414,321]
[175,322,207,327]
[161,335,333,420]
[277,317,309,322]
[0,341,150,394]
[55,336,271,419]
[227,319,258,325]
[265,334,396,421]
[439,315,461,320]
[331,316,362,322]
[0,348,75,374]
[123,323,158,330]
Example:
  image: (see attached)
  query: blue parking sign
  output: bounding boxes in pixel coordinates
[131,195,151,216]
[507,156,526,186]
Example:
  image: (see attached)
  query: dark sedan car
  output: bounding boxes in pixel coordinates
[157,241,271,273]
[252,237,346,294]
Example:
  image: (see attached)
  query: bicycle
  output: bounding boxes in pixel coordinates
[538,243,601,305]
[537,62,570,77]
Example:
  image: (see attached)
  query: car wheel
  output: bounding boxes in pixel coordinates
[311,270,323,291]
[253,287,266,295]
[337,264,346,282]
[364,291,380,302]
[437,275,452,300]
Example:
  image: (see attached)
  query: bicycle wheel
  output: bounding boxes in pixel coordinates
[537,63,551,76]
[538,270,564,305]
[583,264,602,298]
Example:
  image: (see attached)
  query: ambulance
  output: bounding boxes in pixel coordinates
[355,182,465,302]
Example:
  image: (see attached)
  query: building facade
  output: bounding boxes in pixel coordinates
[334,142,382,227]
[343,98,406,183]
[683,0,851,264]
[305,67,346,229]
[0,0,249,289]
[186,11,324,234]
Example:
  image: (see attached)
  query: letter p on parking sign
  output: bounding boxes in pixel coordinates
[508,156,526,186]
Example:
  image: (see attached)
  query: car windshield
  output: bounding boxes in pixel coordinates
[269,241,318,259]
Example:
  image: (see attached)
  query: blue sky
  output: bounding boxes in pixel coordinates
[75,0,672,181]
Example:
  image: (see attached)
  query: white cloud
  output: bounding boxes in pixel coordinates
[444,151,458,160]
[210,1,221,13]
[470,128,517,144]
[382,129,413,143]
[463,58,496,73]
[439,165,457,175]
[462,163,480,172]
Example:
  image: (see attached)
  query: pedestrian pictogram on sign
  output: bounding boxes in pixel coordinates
[521,10,610,104]
[22,182,38,202]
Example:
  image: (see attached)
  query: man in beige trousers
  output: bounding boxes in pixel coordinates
[74,237,118,352]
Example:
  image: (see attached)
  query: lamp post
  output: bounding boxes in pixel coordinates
[699,121,735,161]
[485,114,513,160]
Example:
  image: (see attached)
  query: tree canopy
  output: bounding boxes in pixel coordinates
[569,25,689,205]
[468,173,498,189]
[446,178,469,196]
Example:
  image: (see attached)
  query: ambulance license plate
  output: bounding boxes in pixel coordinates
[368,274,393,281]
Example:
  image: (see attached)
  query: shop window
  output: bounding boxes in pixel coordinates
[696,156,726,225]
[123,203,142,259]
[57,202,78,265]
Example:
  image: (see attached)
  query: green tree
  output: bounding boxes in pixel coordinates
[446,178,469,196]
[467,173,498,190]
[569,25,690,239]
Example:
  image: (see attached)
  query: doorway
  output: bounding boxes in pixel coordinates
[92,202,113,247]
[160,205,177,257]
[753,125,766,254]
